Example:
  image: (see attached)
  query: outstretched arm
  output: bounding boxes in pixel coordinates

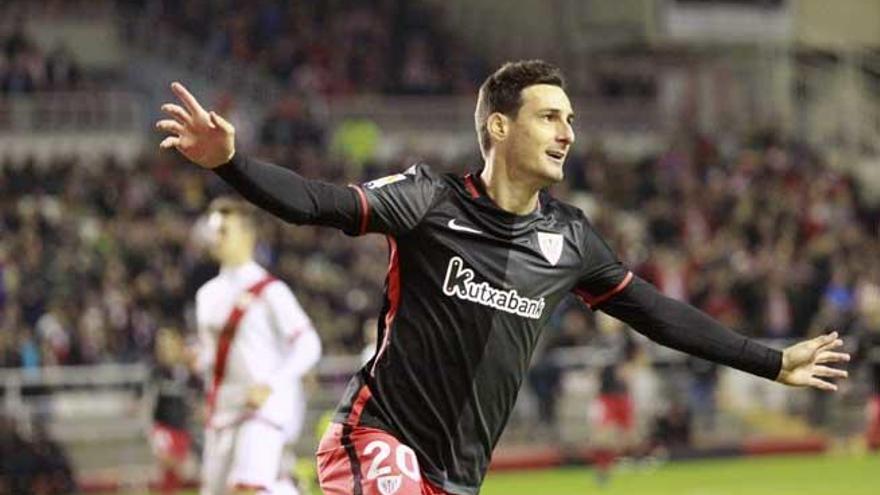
[155,82,361,232]
[599,276,849,391]
[214,154,362,232]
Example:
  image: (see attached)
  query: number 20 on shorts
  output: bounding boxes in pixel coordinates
[364,440,421,482]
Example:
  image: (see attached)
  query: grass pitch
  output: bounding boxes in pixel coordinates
[138,452,878,494]
[480,453,878,495]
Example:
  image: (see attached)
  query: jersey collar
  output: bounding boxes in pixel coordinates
[219,260,263,283]
[463,171,545,221]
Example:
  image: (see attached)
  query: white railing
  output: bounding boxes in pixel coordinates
[1,363,150,432]
[0,341,868,475]
[0,91,144,133]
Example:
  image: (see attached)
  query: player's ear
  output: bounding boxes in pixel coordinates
[487,113,509,146]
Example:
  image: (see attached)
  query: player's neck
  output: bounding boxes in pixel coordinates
[480,157,540,216]
[220,253,254,270]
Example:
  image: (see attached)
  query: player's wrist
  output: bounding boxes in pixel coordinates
[204,148,236,169]
[776,348,793,383]
[221,148,236,167]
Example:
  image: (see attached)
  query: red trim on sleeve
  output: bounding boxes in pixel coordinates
[574,271,634,309]
[370,236,400,377]
[350,185,370,235]
[463,174,480,198]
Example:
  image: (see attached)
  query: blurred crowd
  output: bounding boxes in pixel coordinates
[0,149,390,368]
[574,131,880,340]
[0,20,81,94]
[124,0,486,96]
[0,415,75,495]
[1,131,878,371]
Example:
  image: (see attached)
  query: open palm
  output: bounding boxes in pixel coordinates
[155,82,236,168]
[777,331,849,391]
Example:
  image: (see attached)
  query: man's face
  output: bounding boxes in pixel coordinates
[502,84,575,185]
[207,211,253,263]
[155,329,182,365]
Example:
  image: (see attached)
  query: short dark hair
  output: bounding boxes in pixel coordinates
[208,196,258,232]
[474,60,565,157]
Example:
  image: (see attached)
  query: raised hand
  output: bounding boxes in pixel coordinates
[776,331,850,391]
[155,82,236,168]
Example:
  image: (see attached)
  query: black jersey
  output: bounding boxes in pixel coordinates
[335,165,632,493]
[151,364,197,430]
[215,154,782,495]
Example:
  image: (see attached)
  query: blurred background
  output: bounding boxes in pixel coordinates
[0,0,878,493]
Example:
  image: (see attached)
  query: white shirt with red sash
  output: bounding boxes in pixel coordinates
[195,260,321,431]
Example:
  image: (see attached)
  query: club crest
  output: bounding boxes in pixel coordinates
[537,232,563,265]
[377,475,402,495]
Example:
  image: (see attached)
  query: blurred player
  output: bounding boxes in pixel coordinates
[854,283,880,450]
[149,327,199,495]
[587,315,639,484]
[157,61,850,495]
[194,198,322,495]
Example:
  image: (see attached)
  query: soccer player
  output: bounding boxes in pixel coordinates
[853,284,880,450]
[148,327,199,495]
[193,198,322,495]
[156,60,851,495]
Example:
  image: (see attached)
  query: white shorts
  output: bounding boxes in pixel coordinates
[200,418,286,495]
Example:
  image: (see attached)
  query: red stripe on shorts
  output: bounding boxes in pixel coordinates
[346,385,374,426]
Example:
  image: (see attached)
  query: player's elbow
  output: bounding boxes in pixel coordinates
[301,330,322,372]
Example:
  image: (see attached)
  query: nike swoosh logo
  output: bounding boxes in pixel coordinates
[447,219,483,234]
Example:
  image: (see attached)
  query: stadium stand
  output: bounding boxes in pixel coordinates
[123,0,486,95]
[1,0,879,492]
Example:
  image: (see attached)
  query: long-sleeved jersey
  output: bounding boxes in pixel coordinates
[215,155,781,494]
